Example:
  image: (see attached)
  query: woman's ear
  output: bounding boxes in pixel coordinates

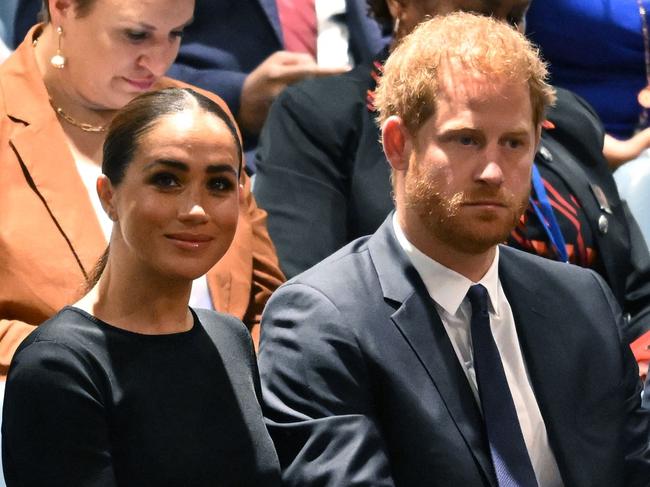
[96,175,117,221]
[238,183,245,207]
[49,0,75,24]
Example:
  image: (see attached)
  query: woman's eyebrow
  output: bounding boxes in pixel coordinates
[143,160,237,175]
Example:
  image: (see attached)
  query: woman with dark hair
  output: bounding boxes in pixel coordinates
[0,0,284,380]
[2,87,281,487]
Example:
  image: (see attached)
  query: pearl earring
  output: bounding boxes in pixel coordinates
[50,26,66,69]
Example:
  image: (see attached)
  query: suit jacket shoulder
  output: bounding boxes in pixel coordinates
[254,64,392,277]
[260,218,650,486]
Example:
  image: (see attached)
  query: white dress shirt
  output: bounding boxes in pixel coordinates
[393,214,564,487]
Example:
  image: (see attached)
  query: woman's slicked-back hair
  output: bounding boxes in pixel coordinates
[102,87,243,186]
[41,0,98,22]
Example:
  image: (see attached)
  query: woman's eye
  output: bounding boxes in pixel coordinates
[208,177,235,193]
[150,172,179,188]
[125,30,149,42]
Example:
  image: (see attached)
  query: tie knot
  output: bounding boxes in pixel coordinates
[467,284,489,316]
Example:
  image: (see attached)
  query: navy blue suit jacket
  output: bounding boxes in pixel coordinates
[259,216,650,486]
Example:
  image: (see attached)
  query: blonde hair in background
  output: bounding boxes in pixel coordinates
[374,12,557,135]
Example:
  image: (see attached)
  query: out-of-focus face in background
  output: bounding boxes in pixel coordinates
[387,0,530,38]
[51,0,194,110]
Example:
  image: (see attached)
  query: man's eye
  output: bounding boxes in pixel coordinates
[458,136,476,146]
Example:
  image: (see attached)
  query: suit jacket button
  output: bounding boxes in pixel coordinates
[598,214,609,234]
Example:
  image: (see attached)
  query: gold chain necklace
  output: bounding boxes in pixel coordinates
[33,34,108,133]
[48,98,108,133]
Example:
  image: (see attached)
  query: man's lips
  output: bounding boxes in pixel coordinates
[462,200,508,207]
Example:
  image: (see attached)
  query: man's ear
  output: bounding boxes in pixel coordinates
[382,116,411,172]
[96,175,117,222]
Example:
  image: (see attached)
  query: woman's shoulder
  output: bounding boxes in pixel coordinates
[8,307,107,384]
[193,308,255,358]
[20,306,96,342]
[194,308,250,339]
[15,307,105,358]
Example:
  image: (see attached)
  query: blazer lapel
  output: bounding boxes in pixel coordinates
[368,217,497,486]
[498,247,580,485]
[2,29,106,278]
[257,0,284,46]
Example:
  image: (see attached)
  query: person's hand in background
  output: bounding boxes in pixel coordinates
[238,50,348,135]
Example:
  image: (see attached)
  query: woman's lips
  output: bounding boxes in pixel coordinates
[124,77,155,91]
[165,233,214,250]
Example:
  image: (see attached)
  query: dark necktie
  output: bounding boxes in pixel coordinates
[467,284,539,487]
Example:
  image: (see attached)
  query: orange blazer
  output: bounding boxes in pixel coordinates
[0,27,285,378]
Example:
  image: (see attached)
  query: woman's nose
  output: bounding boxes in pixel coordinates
[178,195,209,224]
[138,44,177,78]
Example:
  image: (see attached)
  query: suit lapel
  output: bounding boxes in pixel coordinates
[257,0,284,45]
[1,29,106,278]
[368,217,497,486]
[498,247,580,484]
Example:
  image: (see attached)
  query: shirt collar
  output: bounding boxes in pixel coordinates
[392,213,500,315]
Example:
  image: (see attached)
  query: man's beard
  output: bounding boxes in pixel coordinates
[403,168,529,255]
